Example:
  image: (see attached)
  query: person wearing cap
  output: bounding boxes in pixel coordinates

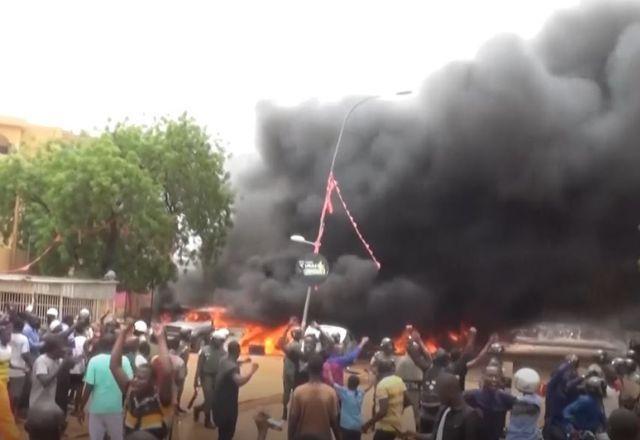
[134,320,149,343]
[194,328,228,428]
[46,308,59,329]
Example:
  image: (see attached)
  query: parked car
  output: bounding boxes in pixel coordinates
[164,309,214,352]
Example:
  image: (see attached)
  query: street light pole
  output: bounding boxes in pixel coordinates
[297,90,412,328]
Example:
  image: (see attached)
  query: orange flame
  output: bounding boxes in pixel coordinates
[187,307,287,356]
[394,324,471,355]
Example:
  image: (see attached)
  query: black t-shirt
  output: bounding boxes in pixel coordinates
[448,354,472,390]
[213,358,240,421]
[433,404,482,440]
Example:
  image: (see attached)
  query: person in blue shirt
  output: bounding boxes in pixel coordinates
[562,376,606,435]
[464,365,516,440]
[543,355,582,440]
[327,367,373,440]
[507,368,543,440]
[323,336,369,386]
[22,315,44,357]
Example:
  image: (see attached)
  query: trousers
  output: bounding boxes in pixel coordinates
[216,415,238,440]
[89,413,124,440]
[202,374,216,421]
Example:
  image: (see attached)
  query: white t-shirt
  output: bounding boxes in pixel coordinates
[30,354,61,407]
[135,354,148,368]
[604,385,620,417]
[70,335,87,375]
[9,333,30,378]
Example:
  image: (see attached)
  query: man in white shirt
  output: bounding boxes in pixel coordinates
[30,335,75,409]
[9,317,31,418]
[69,321,88,411]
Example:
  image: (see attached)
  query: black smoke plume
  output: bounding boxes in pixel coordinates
[215,1,640,337]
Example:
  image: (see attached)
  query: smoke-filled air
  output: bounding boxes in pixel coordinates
[212,1,640,337]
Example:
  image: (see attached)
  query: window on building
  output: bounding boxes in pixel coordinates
[0,134,11,154]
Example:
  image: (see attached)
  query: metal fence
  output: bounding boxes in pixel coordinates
[0,291,113,321]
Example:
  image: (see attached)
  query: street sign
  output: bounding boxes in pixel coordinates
[295,253,329,286]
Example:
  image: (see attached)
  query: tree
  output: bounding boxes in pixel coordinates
[0,115,233,292]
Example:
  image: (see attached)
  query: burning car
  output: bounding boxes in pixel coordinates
[164,309,214,352]
[303,324,357,353]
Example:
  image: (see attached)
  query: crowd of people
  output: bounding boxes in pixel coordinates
[0,306,260,440]
[272,319,640,440]
[1,307,640,440]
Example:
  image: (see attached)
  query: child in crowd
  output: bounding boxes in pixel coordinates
[327,368,373,440]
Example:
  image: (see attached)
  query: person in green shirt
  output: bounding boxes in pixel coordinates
[77,333,133,440]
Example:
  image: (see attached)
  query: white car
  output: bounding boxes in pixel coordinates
[303,324,357,353]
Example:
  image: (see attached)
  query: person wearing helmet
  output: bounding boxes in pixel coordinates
[595,350,611,367]
[370,338,396,377]
[276,317,303,420]
[194,328,228,429]
[506,368,542,440]
[562,376,606,435]
[543,354,581,440]
[465,365,516,440]
[419,348,453,434]
[396,329,432,429]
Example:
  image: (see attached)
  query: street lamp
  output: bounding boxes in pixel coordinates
[329,90,412,173]
[290,234,315,327]
[290,235,315,247]
[294,90,412,327]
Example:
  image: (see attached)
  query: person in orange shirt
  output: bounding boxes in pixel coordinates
[0,319,21,440]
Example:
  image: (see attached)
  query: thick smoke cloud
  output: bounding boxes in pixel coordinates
[216,1,640,337]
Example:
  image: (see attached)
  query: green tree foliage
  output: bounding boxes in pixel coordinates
[0,114,233,291]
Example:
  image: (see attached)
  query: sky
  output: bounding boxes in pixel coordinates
[2,0,580,164]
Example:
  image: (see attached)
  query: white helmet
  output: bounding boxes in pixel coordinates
[49,319,61,331]
[514,368,541,394]
[79,308,90,318]
[134,320,148,334]
[46,308,59,318]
